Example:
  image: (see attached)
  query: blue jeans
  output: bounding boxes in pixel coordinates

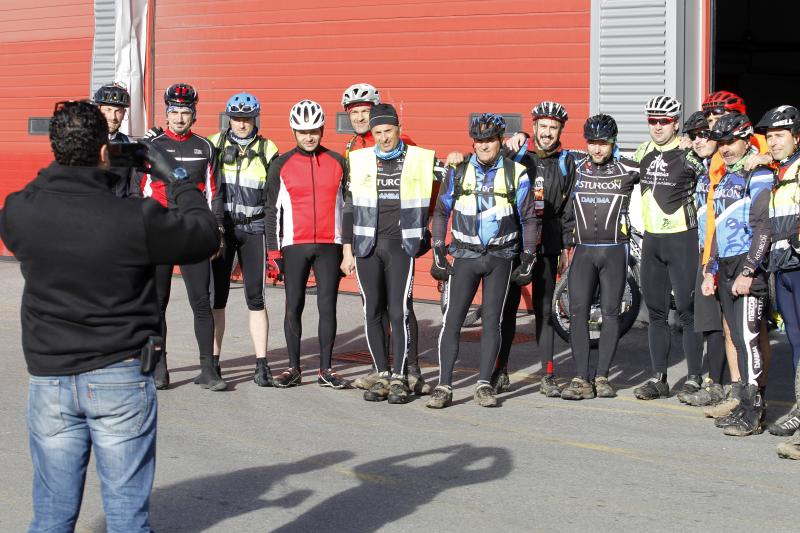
[27,359,157,533]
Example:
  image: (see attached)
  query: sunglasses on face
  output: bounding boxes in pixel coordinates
[704,106,727,117]
[648,117,675,126]
[688,130,713,141]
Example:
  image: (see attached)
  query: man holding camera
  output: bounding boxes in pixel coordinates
[0,101,219,532]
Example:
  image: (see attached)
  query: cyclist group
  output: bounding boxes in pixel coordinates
[92,81,800,460]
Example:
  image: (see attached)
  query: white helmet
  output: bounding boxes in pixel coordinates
[289,100,325,130]
[341,83,380,108]
[645,95,681,118]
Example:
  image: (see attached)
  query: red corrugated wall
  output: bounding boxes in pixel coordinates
[153,0,591,301]
[0,1,95,256]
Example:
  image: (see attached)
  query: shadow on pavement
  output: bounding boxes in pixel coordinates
[274,444,512,533]
[145,450,354,532]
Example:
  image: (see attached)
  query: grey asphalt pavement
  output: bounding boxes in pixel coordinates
[0,261,797,532]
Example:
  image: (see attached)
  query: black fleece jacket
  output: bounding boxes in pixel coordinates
[0,162,219,376]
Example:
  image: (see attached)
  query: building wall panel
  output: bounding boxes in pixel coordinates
[0,1,94,255]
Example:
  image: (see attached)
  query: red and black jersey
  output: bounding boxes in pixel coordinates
[133,129,223,224]
[265,146,347,251]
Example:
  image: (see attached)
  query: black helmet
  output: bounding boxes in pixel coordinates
[755,105,800,133]
[710,112,753,141]
[583,114,618,142]
[93,82,130,108]
[469,113,506,140]
[164,83,198,108]
[683,111,709,132]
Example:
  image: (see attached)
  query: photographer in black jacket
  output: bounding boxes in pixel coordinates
[0,101,218,532]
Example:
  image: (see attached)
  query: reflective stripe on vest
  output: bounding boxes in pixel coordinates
[451,160,525,250]
[348,145,435,257]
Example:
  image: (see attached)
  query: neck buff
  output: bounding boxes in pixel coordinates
[374,140,405,160]
[228,127,258,147]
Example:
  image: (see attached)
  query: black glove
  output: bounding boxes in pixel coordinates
[144,126,164,139]
[510,251,536,286]
[430,245,453,281]
[139,140,186,183]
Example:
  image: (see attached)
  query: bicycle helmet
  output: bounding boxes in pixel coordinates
[583,114,618,142]
[225,92,260,118]
[341,83,381,108]
[755,105,800,133]
[531,101,568,123]
[93,82,130,107]
[290,99,325,130]
[645,95,681,118]
[683,111,709,132]
[710,112,753,141]
[164,83,198,108]
[702,90,746,115]
[469,113,506,140]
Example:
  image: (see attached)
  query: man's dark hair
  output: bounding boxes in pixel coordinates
[49,101,109,166]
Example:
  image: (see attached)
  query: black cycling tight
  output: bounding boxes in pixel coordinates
[438,254,512,386]
[155,261,214,357]
[355,239,416,376]
[568,244,627,379]
[211,228,265,311]
[282,243,342,370]
[498,254,558,374]
[641,230,703,376]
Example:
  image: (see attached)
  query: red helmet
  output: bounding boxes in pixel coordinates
[702,90,746,115]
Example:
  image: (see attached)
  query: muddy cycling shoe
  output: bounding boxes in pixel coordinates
[724,385,765,437]
[387,378,411,404]
[704,382,742,418]
[540,374,562,397]
[594,376,616,398]
[407,364,431,395]
[253,359,274,387]
[676,375,702,404]
[490,368,511,394]
[363,372,391,402]
[426,385,453,409]
[196,354,227,391]
[318,368,349,389]
[561,377,595,400]
[194,355,222,385]
[354,370,379,390]
[714,404,746,428]
[768,408,800,436]
[474,383,498,407]
[686,379,725,407]
[634,374,669,400]
[274,367,301,388]
[777,433,800,460]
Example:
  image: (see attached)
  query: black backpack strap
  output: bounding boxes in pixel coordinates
[257,138,269,170]
[502,157,516,205]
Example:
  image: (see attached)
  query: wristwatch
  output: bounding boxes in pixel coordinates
[741,266,756,278]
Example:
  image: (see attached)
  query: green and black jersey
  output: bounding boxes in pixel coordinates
[633,137,704,234]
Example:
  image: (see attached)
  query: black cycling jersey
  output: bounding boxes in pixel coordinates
[562,156,639,246]
[509,144,577,255]
[633,138,704,234]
